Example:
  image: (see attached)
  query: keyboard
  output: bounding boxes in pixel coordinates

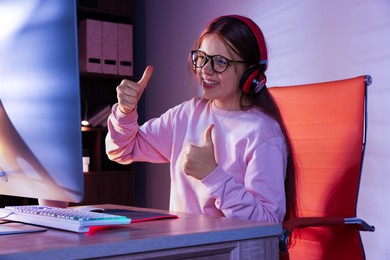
[0,205,131,233]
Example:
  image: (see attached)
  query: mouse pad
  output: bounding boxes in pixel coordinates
[104,209,178,223]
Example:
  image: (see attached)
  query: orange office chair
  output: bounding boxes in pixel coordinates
[268,75,375,260]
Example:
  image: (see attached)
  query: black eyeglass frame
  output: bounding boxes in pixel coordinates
[191,50,249,73]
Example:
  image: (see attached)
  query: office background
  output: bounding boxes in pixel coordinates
[135,0,389,258]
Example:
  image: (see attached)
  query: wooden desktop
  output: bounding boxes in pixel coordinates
[0,204,281,259]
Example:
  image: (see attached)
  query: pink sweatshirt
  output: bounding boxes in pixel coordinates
[106,97,287,223]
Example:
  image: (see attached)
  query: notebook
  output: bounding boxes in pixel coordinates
[104,209,178,223]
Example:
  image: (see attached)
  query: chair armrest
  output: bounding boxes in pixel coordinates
[283,216,344,232]
[279,216,375,253]
[345,217,375,232]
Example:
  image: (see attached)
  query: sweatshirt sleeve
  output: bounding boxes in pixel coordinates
[201,136,287,223]
[105,103,172,164]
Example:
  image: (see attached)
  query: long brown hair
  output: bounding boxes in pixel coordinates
[191,15,298,222]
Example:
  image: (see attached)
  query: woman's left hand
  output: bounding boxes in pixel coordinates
[183,125,217,180]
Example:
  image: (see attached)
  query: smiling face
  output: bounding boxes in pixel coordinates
[195,34,246,110]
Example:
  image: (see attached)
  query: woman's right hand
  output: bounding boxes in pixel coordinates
[116,66,153,114]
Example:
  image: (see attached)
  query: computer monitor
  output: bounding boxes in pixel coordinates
[0,0,83,206]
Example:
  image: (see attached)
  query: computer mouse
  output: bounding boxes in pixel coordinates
[77,206,105,213]
[90,208,105,213]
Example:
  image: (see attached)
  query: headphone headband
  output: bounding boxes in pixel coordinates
[228,15,268,68]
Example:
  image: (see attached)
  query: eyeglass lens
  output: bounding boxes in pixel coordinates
[192,50,229,73]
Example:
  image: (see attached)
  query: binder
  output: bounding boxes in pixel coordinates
[102,21,118,75]
[117,23,133,76]
[78,19,102,73]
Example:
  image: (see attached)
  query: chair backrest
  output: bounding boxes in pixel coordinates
[269,75,369,259]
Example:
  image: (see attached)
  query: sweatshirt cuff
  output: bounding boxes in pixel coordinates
[201,165,231,191]
[112,103,138,123]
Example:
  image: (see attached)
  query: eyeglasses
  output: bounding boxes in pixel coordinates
[191,50,248,73]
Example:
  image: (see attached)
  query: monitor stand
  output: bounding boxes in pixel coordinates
[38,199,69,208]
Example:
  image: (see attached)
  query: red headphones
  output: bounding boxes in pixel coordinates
[228,15,268,94]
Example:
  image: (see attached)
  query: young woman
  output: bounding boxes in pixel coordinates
[106,15,297,223]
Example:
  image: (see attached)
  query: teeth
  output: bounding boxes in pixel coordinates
[204,79,218,85]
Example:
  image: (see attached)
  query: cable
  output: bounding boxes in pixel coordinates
[0,211,15,220]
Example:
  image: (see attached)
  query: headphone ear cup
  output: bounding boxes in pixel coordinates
[240,65,266,94]
[253,73,266,93]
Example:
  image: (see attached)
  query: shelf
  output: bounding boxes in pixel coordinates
[77,0,134,24]
[77,0,136,206]
[81,126,107,132]
[80,72,133,81]
[78,6,132,18]
[83,170,132,176]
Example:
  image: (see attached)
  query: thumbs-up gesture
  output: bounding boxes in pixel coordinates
[183,125,217,180]
[116,66,153,114]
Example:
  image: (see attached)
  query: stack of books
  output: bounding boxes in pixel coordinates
[87,105,111,127]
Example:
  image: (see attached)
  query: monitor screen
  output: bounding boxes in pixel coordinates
[0,0,83,205]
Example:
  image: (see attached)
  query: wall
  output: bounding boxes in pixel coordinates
[143,0,390,258]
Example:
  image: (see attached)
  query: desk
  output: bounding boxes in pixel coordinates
[0,204,281,259]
